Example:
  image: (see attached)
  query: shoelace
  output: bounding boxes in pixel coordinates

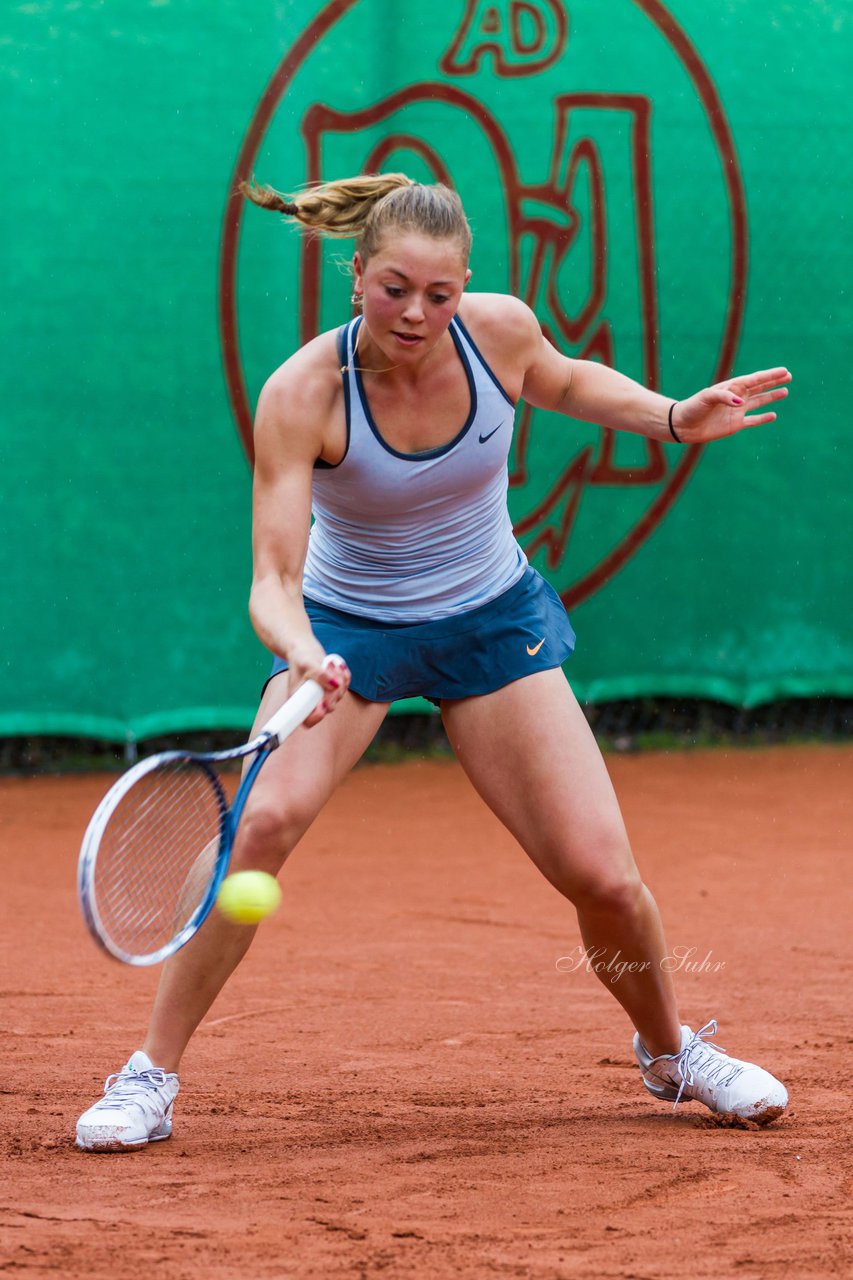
[669,1019,746,1111]
[97,1066,170,1112]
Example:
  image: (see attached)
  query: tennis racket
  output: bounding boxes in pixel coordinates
[77,657,343,967]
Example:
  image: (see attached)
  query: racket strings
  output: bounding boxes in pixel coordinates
[94,761,226,955]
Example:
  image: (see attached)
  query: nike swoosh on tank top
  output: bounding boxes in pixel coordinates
[302,314,528,622]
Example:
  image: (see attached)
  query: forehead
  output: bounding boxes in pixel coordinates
[366,231,468,282]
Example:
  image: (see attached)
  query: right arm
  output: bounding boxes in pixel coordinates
[248,350,350,720]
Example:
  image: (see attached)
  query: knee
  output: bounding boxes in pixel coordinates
[233,795,314,872]
[573,867,645,917]
[552,828,645,915]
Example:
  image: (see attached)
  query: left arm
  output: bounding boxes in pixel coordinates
[515,300,791,443]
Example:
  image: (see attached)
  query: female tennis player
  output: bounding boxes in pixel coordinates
[77,175,791,1149]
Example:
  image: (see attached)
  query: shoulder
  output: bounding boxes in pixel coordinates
[257,329,342,425]
[458,291,539,335]
[456,294,541,394]
[254,329,344,463]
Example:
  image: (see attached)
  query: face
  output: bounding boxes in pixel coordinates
[352,232,471,364]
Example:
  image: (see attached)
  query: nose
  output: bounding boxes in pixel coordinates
[401,293,425,324]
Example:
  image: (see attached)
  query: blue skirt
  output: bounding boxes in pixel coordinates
[266,566,576,704]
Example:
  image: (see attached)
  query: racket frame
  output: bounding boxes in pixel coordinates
[77,663,339,966]
[77,752,230,966]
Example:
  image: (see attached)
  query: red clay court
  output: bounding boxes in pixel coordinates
[1,744,850,1277]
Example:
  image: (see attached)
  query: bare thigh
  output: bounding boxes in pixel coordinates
[230,675,389,872]
[441,668,640,902]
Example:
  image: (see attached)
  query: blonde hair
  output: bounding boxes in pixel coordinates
[240,172,472,263]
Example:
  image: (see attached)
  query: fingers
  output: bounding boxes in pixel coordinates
[307,654,351,725]
[730,382,789,430]
[321,653,350,706]
[710,371,790,428]
[282,644,351,728]
[729,367,792,397]
[744,386,789,411]
[680,366,790,441]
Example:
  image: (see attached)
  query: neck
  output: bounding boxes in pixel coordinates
[351,318,450,385]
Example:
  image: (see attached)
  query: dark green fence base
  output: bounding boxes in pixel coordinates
[3,698,849,775]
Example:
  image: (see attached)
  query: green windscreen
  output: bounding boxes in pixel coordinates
[1,1,850,741]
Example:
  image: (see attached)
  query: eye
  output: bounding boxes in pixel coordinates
[430,294,450,305]
[384,285,405,298]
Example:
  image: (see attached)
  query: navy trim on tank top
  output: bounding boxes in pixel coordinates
[453,313,516,409]
[314,324,352,471]
[352,316,478,462]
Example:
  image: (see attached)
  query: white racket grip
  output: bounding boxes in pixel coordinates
[260,654,345,747]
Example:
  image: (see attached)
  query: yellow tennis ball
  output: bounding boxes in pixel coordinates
[216,870,282,925]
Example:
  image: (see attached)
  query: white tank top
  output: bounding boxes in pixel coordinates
[302,314,527,622]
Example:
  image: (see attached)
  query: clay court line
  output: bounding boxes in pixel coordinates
[202,1005,291,1028]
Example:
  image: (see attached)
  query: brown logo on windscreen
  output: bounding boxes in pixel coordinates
[219,0,747,608]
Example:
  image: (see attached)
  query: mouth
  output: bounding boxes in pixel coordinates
[391,331,424,348]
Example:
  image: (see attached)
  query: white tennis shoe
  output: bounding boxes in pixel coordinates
[633,1020,788,1124]
[76,1050,180,1151]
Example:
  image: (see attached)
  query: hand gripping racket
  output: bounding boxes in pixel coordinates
[77,657,343,966]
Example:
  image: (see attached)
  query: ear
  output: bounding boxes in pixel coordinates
[463,268,472,288]
[352,251,365,298]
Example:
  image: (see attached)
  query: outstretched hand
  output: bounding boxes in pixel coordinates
[672,368,792,444]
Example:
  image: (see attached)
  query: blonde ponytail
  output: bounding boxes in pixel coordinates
[240,172,472,262]
[240,173,414,236]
